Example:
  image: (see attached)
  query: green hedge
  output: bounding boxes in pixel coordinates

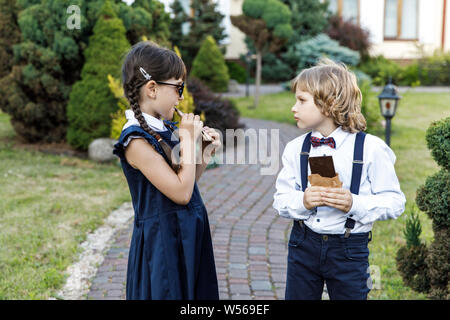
[359,52,450,86]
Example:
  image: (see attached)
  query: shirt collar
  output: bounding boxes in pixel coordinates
[311,126,349,149]
[124,109,167,132]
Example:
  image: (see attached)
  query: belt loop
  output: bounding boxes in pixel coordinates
[368,231,372,242]
[298,220,304,229]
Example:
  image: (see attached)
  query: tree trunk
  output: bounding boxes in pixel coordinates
[252,50,262,108]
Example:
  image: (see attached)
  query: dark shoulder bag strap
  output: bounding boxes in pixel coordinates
[344,131,367,238]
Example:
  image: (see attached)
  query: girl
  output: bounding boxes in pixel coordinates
[273,59,406,299]
[113,41,221,300]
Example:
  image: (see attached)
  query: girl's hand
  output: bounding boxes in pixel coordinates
[303,186,326,210]
[202,126,221,156]
[179,113,203,142]
[321,188,353,213]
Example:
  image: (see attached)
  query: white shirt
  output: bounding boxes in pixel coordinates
[273,126,406,234]
[123,109,167,132]
[121,110,168,148]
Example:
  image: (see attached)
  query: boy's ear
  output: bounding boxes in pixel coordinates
[144,80,157,98]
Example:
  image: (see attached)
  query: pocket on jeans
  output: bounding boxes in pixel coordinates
[288,222,306,247]
[344,245,369,262]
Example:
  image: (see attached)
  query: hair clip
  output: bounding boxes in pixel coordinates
[139,67,152,81]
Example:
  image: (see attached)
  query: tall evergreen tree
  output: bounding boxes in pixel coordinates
[0,0,21,79]
[131,0,171,46]
[169,0,188,51]
[66,0,130,150]
[0,0,22,121]
[181,0,227,70]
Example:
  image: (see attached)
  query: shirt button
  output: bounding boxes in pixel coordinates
[350,214,354,217]
[316,219,320,222]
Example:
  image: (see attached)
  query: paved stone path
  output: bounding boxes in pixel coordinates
[86,117,303,300]
[221,84,285,98]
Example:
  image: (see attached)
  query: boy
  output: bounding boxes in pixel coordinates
[273,59,406,300]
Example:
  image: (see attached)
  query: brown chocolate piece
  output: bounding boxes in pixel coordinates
[308,156,336,178]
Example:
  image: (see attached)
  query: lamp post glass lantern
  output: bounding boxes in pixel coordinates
[378,79,401,146]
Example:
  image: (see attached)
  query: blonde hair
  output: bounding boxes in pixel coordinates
[291,58,366,133]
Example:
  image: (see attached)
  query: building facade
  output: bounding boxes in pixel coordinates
[158,0,450,61]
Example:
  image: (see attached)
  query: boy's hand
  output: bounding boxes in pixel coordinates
[321,188,353,213]
[303,186,327,210]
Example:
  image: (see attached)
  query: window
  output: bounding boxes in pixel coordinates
[328,0,360,24]
[384,0,418,40]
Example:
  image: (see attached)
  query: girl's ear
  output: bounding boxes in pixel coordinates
[144,80,158,99]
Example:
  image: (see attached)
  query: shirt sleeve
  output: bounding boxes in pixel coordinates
[346,137,406,224]
[273,142,313,220]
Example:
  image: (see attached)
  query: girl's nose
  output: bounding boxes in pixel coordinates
[291,104,297,113]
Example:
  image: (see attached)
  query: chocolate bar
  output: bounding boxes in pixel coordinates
[308,156,336,178]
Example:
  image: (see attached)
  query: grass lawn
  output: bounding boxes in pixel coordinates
[0,111,131,299]
[232,90,450,299]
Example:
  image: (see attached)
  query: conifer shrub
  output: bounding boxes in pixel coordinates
[66,0,130,150]
[190,35,229,93]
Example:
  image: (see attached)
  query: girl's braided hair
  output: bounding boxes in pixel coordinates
[122,41,186,171]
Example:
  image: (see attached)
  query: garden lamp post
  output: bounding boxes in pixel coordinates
[378,78,401,146]
[245,52,252,97]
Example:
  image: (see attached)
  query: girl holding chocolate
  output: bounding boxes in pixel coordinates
[113,41,221,299]
[273,58,406,300]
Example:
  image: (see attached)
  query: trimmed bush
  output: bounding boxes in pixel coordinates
[226,61,247,84]
[396,116,450,299]
[416,169,449,230]
[190,35,229,92]
[396,242,431,293]
[66,0,130,150]
[425,117,450,170]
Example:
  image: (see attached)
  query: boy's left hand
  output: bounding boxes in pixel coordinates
[321,188,353,213]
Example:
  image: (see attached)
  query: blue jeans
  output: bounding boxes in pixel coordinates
[285,221,371,300]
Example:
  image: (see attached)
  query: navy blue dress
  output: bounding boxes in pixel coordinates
[113,123,219,300]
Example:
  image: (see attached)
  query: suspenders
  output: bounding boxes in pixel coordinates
[300,131,366,237]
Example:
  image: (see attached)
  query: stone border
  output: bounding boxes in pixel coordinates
[52,202,134,300]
